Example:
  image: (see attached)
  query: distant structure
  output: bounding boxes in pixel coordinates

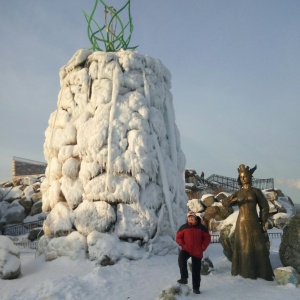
[185,169,274,199]
[205,174,274,193]
[12,156,47,183]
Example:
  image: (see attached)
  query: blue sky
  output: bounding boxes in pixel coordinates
[0,0,299,203]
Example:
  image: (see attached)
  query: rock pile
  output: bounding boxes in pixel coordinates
[39,49,187,262]
[0,176,45,227]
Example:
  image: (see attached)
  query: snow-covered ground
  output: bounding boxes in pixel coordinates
[1,232,299,300]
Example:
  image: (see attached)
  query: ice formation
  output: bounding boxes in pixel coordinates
[41,49,187,262]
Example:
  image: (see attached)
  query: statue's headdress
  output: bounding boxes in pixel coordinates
[237,164,257,185]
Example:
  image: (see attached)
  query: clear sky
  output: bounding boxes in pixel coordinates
[0,0,299,203]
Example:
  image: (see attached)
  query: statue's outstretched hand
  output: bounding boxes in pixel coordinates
[262,222,268,232]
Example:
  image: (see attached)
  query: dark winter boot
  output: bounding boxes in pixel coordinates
[193,289,201,294]
[177,278,188,284]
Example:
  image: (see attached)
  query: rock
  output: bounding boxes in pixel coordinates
[31,183,41,193]
[149,235,179,256]
[0,201,9,222]
[19,198,33,215]
[203,204,233,231]
[87,231,143,264]
[264,190,278,201]
[36,235,51,256]
[186,176,198,186]
[31,191,42,203]
[279,211,300,273]
[41,231,87,261]
[215,192,230,202]
[274,266,300,286]
[2,181,14,188]
[187,199,205,213]
[208,218,222,232]
[43,202,73,237]
[2,186,23,203]
[99,255,115,266]
[274,200,287,213]
[0,236,21,279]
[74,201,116,236]
[204,204,233,222]
[22,185,34,200]
[201,257,214,275]
[5,201,26,224]
[201,194,215,207]
[186,189,202,201]
[158,284,191,300]
[28,228,44,241]
[0,222,5,235]
[219,224,235,261]
[21,177,39,186]
[272,213,290,229]
[30,200,43,216]
[275,189,284,197]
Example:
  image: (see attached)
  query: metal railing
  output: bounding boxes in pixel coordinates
[211,234,220,243]
[267,232,282,239]
[13,232,281,249]
[205,174,274,193]
[3,220,281,249]
[3,220,44,236]
[210,232,281,244]
[15,241,39,250]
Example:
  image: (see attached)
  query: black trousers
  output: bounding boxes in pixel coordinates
[178,250,202,290]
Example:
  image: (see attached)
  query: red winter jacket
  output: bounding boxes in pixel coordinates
[176,221,211,258]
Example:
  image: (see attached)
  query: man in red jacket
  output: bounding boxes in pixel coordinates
[176,211,211,294]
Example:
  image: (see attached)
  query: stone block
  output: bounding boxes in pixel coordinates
[274,266,300,286]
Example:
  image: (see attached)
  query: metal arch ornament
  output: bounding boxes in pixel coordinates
[83,0,138,52]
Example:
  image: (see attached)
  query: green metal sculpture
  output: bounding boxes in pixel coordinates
[84,0,137,52]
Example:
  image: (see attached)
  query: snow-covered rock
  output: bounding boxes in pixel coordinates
[274,266,300,286]
[0,236,21,279]
[87,231,144,265]
[38,231,87,261]
[279,211,300,273]
[201,194,215,207]
[5,200,26,224]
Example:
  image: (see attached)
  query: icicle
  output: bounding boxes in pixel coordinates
[143,67,176,239]
[150,204,166,243]
[142,67,151,106]
[151,124,176,238]
[165,93,177,169]
[144,204,166,258]
[105,60,120,194]
[165,92,179,205]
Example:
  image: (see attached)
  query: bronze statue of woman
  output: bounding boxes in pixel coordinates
[222,164,274,281]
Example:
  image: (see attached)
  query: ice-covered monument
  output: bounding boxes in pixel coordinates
[39,1,187,263]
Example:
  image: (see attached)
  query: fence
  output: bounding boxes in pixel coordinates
[2,220,282,249]
[15,241,39,250]
[210,232,281,244]
[3,220,44,236]
[11,232,281,250]
[205,174,274,193]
